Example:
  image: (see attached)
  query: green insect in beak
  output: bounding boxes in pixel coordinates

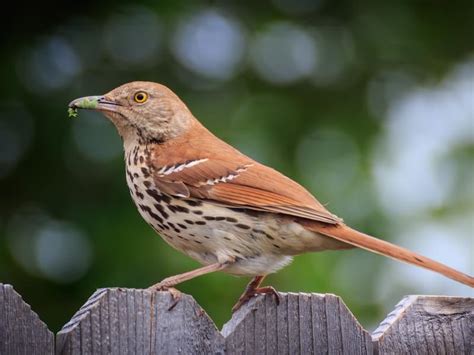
[67,96,101,118]
[68,107,78,118]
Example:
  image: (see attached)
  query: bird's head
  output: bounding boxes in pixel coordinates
[69,81,194,142]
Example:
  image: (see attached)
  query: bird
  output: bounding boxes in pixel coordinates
[69,81,474,311]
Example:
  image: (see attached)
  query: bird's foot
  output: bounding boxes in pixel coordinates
[148,282,182,311]
[232,286,280,313]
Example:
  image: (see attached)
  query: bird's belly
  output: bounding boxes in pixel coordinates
[138,196,293,275]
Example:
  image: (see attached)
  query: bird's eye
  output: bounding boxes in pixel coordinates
[134,92,148,103]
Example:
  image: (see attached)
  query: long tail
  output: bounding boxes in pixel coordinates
[304,222,474,287]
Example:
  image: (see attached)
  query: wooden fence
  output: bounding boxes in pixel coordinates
[0,284,472,354]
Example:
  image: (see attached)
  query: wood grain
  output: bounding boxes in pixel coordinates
[222,292,373,354]
[56,289,225,355]
[372,295,474,354]
[0,284,54,355]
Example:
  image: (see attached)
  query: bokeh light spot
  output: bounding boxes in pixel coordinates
[6,206,93,283]
[372,60,474,217]
[250,22,318,84]
[16,36,82,93]
[36,221,92,283]
[17,36,82,94]
[172,9,246,80]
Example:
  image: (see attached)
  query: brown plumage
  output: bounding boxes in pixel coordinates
[148,121,341,224]
[69,81,474,310]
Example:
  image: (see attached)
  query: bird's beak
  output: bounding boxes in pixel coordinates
[68,95,121,112]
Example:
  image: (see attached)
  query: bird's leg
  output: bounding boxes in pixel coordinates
[148,261,231,310]
[149,262,228,289]
[232,275,280,313]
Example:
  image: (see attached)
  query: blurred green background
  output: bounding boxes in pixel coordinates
[0,0,473,332]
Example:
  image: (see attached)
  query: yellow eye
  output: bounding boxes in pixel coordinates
[134,91,148,103]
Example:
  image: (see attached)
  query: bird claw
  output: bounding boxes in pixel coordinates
[148,283,182,311]
[232,286,280,313]
[166,287,182,310]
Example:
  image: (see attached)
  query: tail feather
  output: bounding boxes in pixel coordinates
[304,222,474,288]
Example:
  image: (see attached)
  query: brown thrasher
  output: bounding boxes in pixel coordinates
[69,81,473,311]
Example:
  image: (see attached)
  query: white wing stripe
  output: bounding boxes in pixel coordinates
[158,158,209,176]
[201,164,253,186]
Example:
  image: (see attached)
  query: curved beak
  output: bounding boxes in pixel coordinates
[68,95,121,112]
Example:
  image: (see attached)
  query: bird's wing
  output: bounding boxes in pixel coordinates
[149,135,341,225]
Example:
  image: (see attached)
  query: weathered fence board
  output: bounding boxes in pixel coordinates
[1,284,472,354]
[372,295,474,355]
[222,292,373,354]
[56,289,225,354]
[0,284,54,355]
